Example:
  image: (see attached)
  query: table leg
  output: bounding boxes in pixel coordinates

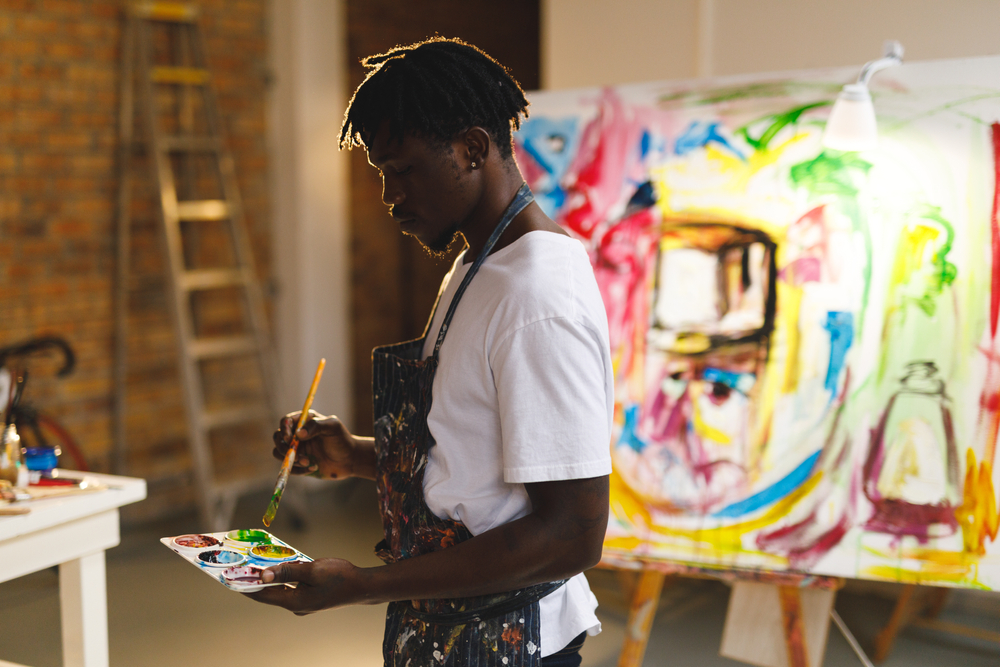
[59,551,109,667]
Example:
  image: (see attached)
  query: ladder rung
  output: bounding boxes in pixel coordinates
[130,2,199,22]
[151,66,211,85]
[180,268,245,291]
[190,335,258,359]
[160,136,220,152]
[177,200,230,221]
[201,404,270,430]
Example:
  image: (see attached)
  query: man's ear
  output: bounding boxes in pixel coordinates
[462,127,491,168]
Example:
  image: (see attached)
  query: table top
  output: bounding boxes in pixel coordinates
[0,470,146,542]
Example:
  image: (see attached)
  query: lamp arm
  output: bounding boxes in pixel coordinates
[857,40,904,86]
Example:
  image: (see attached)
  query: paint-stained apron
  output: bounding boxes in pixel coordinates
[372,184,565,667]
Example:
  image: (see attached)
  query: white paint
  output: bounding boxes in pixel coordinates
[268,0,353,428]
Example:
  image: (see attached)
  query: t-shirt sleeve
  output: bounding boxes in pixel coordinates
[491,316,613,484]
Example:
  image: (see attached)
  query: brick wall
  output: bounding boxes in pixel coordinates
[0,0,271,521]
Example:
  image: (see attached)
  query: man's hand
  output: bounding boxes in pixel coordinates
[245,558,367,615]
[272,411,376,481]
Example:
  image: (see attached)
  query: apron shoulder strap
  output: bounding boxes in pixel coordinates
[431,183,534,357]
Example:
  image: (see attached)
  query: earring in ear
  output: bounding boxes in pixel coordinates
[471,161,477,169]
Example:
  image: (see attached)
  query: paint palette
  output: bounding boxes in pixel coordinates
[161,530,311,592]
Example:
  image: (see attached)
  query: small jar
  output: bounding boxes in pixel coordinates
[0,424,26,487]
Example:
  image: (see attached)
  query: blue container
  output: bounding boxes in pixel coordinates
[23,447,59,472]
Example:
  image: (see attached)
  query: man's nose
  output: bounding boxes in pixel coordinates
[382,178,404,206]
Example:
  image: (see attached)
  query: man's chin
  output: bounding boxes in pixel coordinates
[409,228,461,259]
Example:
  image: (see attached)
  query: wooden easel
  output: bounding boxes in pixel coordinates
[601,557,866,667]
[873,584,1000,661]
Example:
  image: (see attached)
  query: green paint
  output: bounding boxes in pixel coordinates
[228,529,271,543]
[908,205,958,317]
[737,102,830,152]
[789,150,875,332]
[789,150,873,198]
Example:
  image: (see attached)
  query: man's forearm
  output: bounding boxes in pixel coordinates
[349,477,608,605]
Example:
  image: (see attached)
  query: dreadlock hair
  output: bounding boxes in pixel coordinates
[339,37,529,160]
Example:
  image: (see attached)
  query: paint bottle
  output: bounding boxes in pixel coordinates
[863,361,960,538]
[0,424,25,486]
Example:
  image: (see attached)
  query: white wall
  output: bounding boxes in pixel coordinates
[543,0,1000,88]
[268,0,352,428]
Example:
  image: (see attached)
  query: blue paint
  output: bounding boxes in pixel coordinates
[823,311,854,395]
[674,121,745,160]
[703,367,756,395]
[626,181,657,212]
[639,130,652,158]
[514,117,579,217]
[619,404,648,453]
[711,450,821,518]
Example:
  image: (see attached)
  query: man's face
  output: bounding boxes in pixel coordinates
[367,125,476,255]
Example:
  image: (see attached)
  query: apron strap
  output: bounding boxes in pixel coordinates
[431,183,534,357]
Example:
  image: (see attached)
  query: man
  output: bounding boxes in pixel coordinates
[250,38,613,667]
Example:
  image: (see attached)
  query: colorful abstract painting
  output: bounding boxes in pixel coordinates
[515,56,1000,589]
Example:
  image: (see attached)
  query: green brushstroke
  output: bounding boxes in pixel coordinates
[737,102,831,152]
[789,150,875,332]
[908,205,957,317]
[876,206,959,383]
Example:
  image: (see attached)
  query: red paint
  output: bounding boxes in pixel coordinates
[989,123,1000,336]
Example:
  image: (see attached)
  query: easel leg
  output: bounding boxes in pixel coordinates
[872,583,915,662]
[778,585,810,667]
[617,570,666,667]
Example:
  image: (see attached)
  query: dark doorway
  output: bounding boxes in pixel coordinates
[346,0,540,433]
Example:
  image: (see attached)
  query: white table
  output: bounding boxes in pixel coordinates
[0,471,146,667]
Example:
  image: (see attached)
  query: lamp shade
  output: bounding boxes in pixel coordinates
[822,83,878,152]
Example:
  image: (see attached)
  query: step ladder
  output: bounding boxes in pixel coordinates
[113,2,286,531]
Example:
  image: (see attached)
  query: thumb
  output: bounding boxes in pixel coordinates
[261,560,310,584]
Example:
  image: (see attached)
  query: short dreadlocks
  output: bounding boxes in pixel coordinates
[339,37,529,160]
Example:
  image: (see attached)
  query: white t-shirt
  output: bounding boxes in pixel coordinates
[419,230,614,657]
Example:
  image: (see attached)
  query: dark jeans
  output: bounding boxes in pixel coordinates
[540,632,586,667]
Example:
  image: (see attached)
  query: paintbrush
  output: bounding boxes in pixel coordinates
[262,358,326,527]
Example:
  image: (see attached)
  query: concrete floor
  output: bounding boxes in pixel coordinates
[2,480,998,666]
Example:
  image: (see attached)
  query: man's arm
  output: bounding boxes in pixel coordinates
[247,474,609,614]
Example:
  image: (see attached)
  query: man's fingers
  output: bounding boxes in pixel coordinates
[261,560,310,584]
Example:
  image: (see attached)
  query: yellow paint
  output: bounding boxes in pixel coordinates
[608,469,652,528]
[672,333,711,354]
[955,448,999,556]
[690,383,732,445]
[780,284,805,394]
[647,472,823,550]
[888,224,940,290]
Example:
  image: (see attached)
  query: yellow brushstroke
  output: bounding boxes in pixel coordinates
[955,448,1000,555]
[608,469,652,528]
[862,563,984,588]
[780,284,805,394]
[690,383,732,445]
[646,472,823,551]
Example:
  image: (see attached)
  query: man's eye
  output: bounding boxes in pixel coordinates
[395,166,412,175]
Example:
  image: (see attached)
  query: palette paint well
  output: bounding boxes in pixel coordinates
[250,544,297,561]
[173,534,221,551]
[197,549,247,567]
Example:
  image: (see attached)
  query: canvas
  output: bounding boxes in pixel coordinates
[515,56,1000,589]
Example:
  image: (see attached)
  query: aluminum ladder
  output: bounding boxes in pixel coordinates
[113,2,288,531]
